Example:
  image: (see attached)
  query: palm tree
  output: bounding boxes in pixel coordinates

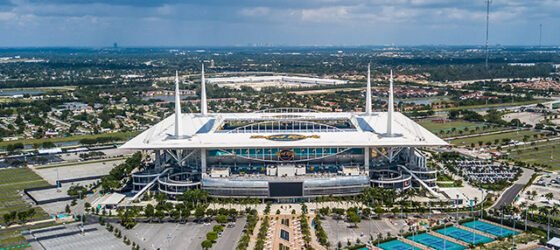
[520,202,528,231]
[545,193,554,203]
[550,205,560,240]
[528,204,538,219]
[531,190,538,200]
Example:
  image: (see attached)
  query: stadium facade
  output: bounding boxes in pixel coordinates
[121,65,448,201]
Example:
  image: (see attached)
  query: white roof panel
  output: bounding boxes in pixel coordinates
[121,111,448,150]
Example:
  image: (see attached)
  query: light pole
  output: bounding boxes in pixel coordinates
[480,188,484,220]
[547,213,551,241]
[443,218,448,250]
[500,206,504,236]
[428,201,431,222]
[456,194,460,223]
[524,203,528,231]
[512,213,517,250]
[79,190,84,235]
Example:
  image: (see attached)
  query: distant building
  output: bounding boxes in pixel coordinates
[459,91,497,101]
[60,102,90,112]
[206,75,348,91]
[508,63,536,67]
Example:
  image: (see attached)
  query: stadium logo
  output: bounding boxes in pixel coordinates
[277,149,296,161]
[250,134,320,141]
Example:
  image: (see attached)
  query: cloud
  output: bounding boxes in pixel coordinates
[239,7,270,17]
[0,0,558,46]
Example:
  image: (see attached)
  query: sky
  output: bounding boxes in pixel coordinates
[0,0,558,47]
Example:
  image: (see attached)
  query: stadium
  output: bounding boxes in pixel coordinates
[205,75,348,90]
[121,65,447,201]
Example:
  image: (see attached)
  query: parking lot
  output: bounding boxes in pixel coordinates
[321,217,408,246]
[59,148,133,162]
[26,223,128,250]
[28,179,97,203]
[124,222,216,250]
[520,172,560,207]
[33,159,123,184]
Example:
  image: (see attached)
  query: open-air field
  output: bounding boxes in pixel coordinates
[450,130,548,147]
[0,168,50,220]
[417,119,503,137]
[508,139,560,170]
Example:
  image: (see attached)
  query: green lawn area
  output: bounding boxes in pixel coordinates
[508,140,560,170]
[418,119,477,131]
[0,168,51,219]
[0,168,57,247]
[450,130,547,147]
[417,119,502,137]
[0,131,138,148]
[433,100,543,112]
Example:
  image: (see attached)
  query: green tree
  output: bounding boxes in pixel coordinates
[144,204,155,222]
[216,214,228,224]
[201,240,213,250]
[206,231,218,242]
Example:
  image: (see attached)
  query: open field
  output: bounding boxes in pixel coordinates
[0,168,50,219]
[0,131,139,148]
[418,119,482,132]
[432,100,543,112]
[417,119,503,137]
[508,140,560,170]
[450,130,547,147]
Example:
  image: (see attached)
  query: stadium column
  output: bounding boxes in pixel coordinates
[200,149,207,177]
[155,150,161,169]
[364,147,370,171]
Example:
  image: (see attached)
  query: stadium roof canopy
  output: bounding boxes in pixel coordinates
[121,111,447,150]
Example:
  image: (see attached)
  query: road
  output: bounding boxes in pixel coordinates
[492,167,535,209]
[493,184,525,209]
[212,218,246,250]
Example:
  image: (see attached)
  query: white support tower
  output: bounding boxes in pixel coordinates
[174,71,183,138]
[200,64,208,116]
[365,64,372,115]
[387,70,394,136]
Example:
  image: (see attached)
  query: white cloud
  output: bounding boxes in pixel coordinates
[239,7,270,17]
[300,6,349,22]
[0,11,16,21]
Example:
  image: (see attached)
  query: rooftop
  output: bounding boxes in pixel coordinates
[120,110,448,149]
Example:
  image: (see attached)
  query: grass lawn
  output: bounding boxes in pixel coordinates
[0,131,139,148]
[436,173,454,182]
[508,140,560,170]
[418,119,478,131]
[437,182,462,188]
[0,168,51,219]
[416,119,502,137]
[450,130,547,147]
[433,100,543,112]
